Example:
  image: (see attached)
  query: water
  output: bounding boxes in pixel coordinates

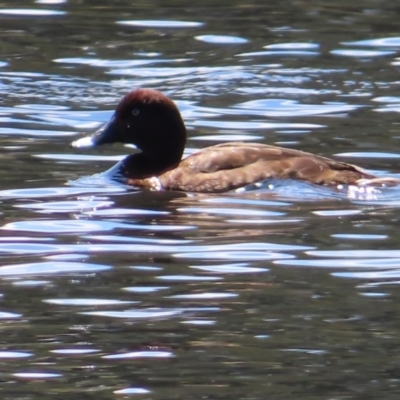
[1,0,400,398]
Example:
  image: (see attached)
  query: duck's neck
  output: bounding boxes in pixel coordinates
[116,151,182,180]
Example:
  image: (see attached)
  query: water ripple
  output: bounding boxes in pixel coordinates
[307,250,400,258]
[174,251,293,261]
[190,263,268,274]
[0,261,111,276]
[0,186,124,199]
[333,270,400,280]
[238,50,319,57]
[53,58,181,68]
[13,372,62,379]
[0,351,32,359]
[177,206,284,217]
[343,37,400,48]
[265,43,319,50]
[123,286,169,293]
[81,308,186,319]
[0,312,22,319]
[103,351,173,359]
[114,388,150,395]
[2,219,192,233]
[0,9,65,16]
[44,298,136,306]
[331,49,395,57]
[117,20,203,28]
[157,275,221,282]
[50,349,99,355]
[235,99,360,117]
[195,35,248,44]
[274,258,400,269]
[169,292,237,300]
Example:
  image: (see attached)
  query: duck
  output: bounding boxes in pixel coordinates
[71,88,398,193]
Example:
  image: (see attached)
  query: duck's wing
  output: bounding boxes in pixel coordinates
[160,142,377,192]
[180,142,365,170]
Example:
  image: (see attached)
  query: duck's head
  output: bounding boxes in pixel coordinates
[71,88,187,162]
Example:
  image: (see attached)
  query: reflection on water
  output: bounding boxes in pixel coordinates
[1,0,400,399]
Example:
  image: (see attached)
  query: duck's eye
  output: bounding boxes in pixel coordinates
[132,109,140,116]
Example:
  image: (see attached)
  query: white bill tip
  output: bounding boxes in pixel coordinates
[71,136,95,149]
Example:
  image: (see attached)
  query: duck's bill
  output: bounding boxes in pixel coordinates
[71,135,96,149]
[71,116,119,149]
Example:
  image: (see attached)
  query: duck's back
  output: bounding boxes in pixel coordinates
[158,142,375,192]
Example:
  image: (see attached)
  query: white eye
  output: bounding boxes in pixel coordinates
[132,109,140,116]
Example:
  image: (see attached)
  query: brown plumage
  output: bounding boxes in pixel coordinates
[71,88,397,193]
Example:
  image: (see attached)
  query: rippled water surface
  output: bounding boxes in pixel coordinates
[1,1,400,398]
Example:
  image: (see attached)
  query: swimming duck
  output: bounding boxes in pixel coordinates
[71,88,398,192]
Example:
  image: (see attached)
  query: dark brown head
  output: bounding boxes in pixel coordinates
[71,88,187,163]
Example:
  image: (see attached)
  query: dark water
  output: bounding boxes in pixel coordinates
[1,0,400,398]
